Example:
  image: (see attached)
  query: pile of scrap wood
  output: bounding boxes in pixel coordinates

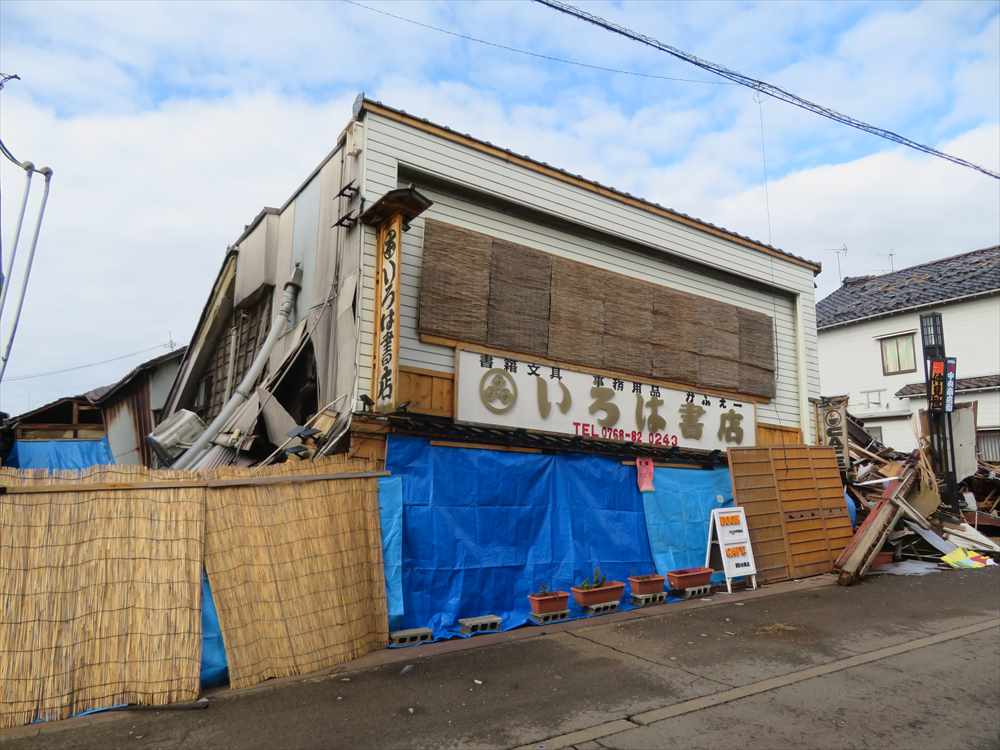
[963,459,1000,534]
[834,416,1000,584]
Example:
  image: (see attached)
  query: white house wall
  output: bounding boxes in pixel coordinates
[818,294,1000,451]
[359,110,821,437]
[818,295,999,404]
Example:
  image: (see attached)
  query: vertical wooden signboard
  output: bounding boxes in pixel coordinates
[372,213,403,413]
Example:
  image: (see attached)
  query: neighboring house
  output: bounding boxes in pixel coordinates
[1,347,185,468]
[163,94,822,471]
[817,246,1000,458]
[96,347,187,465]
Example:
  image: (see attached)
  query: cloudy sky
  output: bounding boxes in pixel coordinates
[0,0,997,415]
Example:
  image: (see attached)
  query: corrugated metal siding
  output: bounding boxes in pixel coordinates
[978,429,1000,462]
[103,379,153,466]
[359,111,820,429]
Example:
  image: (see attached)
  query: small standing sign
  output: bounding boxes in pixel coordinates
[705,507,758,594]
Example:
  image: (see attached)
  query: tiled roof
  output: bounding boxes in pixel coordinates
[817,246,1000,329]
[896,374,1000,398]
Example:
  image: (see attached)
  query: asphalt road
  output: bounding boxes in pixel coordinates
[4,568,998,750]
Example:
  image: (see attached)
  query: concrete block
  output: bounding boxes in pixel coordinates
[530,609,569,625]
[458,615,502,635]
[632,591,666,607]
[390,627,432,646]
[583,600,620,616]
[681,585,712,599]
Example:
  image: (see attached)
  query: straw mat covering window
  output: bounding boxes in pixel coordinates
[419,219,776,398]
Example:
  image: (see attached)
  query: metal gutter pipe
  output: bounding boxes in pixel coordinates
[173,264,302,469]
[0,167,52,388]
[0,163,35,323]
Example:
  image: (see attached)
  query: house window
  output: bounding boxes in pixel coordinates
[867,426,884,443]
[880,334,916,375]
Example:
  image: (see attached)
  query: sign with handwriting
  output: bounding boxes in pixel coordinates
[455,349,756,451]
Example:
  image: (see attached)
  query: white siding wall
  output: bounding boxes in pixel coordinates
[360,111,821,436]
[818,295,1000,450]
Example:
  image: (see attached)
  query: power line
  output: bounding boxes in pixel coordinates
[5,343,172,383]
[533,0,1000,180]
[753,92,773,246]
[342,0,731,86]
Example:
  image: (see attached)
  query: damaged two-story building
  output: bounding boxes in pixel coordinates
[158,95,823,472]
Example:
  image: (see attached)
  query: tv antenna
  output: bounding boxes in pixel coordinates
[824,245,848,282]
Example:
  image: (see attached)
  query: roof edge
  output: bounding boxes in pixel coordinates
[817,287,1000,331]
[357,97,822,276]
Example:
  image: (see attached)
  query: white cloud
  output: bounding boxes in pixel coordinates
[709,124,1000,298]
[0,91,356,414]
[0,0,997,416]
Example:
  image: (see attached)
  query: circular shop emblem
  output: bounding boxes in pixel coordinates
[479,369,518,414]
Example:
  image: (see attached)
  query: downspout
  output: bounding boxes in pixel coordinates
[173,264,302,469]
[0,167,52,387]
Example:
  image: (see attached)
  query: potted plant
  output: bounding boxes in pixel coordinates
[527,584,570,616]
[628,573,666,596]
[571,566,625,607]
[667,566,713,591]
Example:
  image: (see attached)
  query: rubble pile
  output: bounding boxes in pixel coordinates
[835,414,1000,584]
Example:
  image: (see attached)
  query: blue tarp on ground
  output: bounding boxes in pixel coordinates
[200,572,229,689]
[641,467,733,584]
[6,438,114,469]
[383,435,733,641]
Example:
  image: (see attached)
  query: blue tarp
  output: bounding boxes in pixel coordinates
[383,435,732,641]
[200,572,229,689]
[378,476,405,632]
[642,467,733,584]
[844,489,858,528]
[6,438,114,469]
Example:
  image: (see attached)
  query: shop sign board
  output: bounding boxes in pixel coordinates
[705,507,758,593]
[372,213,404,412]
[929,357,958,413]
[944,358,957,412]
[455,348,756,451]
[819,395,849,470]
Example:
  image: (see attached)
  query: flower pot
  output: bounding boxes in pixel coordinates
[571,581,625,608]
[667,567,713,591]
[528,591,570,615]
[628,574,665,596]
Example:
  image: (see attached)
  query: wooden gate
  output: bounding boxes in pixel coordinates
[728,446,852,582]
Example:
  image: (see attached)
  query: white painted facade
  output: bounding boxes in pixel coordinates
[357,106,822,439]
[818,294,1000,450]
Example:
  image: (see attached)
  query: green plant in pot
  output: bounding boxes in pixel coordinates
[571,566,625,607]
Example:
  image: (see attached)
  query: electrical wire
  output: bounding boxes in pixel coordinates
[754,92,773,246]
[533,0,1000,180]
[5,343,173,382]
[342,0,731,86]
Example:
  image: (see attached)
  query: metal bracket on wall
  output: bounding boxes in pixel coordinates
[336,180,359,199]
[333,209,359,229]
